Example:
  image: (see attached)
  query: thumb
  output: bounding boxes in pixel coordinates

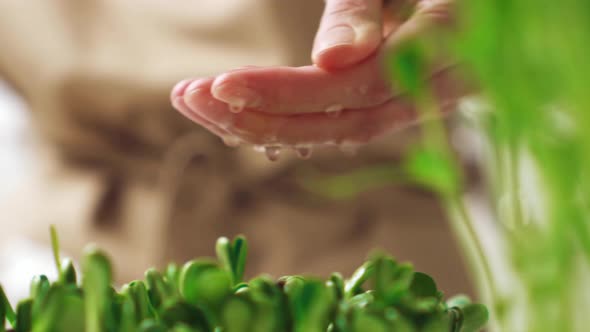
[385,0,454,51]
[312,0,384,70]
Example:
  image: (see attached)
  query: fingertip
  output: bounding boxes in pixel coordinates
[171,79,193,102]
[313,22,382,70]
[182,78,214,111]
[313,44,367,70]
[173,96,193,120]
[172,78,211,108]
[185,78,211,95]
[211,73,262,110]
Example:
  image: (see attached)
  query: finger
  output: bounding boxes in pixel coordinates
[210,54,393,115]
[171,78,193,101]
[171,78,239,145]
[312,0,384,69]
[192,85,414,146]
[184,75,461,146]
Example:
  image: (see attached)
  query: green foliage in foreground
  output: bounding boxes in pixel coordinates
[0,228,487,332]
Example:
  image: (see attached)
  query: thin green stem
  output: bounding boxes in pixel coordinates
[417,91,498,306]
[50,225,62,276]
[507,141,525,227]
[446,196,498,303]
[485,125,506,218]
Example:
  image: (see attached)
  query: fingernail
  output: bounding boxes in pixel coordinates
[172,79,192,98]
[212,84,262,111]
[183,81,207,111]
[320,25,356,50]
[184,79,207,96]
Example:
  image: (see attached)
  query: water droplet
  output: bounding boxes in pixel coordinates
[264,146,281,161]
[325,104,343,118]
[358,85,369,95]
[229,99,246,113]
[294,146,312,159]
[221,135,241,147]
[253,145,265,153]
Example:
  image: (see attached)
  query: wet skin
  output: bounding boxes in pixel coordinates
[171,0,457,159]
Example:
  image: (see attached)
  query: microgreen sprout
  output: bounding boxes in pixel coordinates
[0,228,487,331]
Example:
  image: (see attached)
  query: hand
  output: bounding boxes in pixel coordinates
[171,0,457,159]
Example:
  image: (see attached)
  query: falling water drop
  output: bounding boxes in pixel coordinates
[253,145,265,153]
[294,146,313,160]
[325,104,343,118]
[221,135,241,148]
[229,99,246,113]
[264,146,281,161]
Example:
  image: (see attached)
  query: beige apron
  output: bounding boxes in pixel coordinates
[0,0,471,295]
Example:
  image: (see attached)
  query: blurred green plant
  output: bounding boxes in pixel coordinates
[302,1,590,331]
[0,227,487,332]
[455,1,590,331]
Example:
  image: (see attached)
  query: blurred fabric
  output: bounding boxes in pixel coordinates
[0,0,471,297]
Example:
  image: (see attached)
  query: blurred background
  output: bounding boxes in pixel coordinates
[0,0,472,305]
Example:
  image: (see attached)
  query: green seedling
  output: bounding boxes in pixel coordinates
[0,284,15,328]
[49,225,62,277]
[0,288,4,332]
[159,301,210,331]
[327,273,345,301]
[119,295,139,332]
[122,281,156,323]
[146,269,176,310]
[0,227,487,331]
[179,260,232,315]
[14,299,32,332]
[344,261,374,298]
[165,263,181,296]
[216,236,248,286]
[220,296,254,332]
[138,319,167,332]
[32,284,85,332]
[59,259,77,286]
[82,247,113,332]
[29,276,50,326]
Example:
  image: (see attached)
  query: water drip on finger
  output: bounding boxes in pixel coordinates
[229,99,246,113]
[264,145,281,161]
[221,135,241,148]
[294,145,313,160]
[325,104,343,118]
